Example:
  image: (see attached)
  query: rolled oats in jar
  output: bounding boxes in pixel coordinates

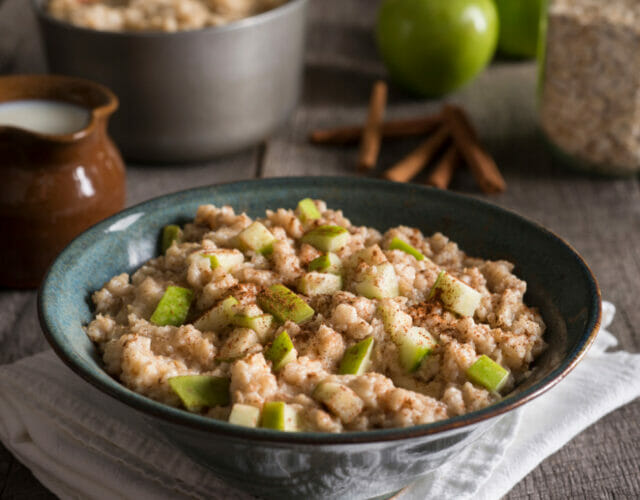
[539,0,640,175]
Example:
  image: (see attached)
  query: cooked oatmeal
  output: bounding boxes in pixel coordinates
[47,0,288,32]
[86,200,546,432]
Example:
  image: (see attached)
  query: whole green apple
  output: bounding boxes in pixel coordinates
[494,0,543,58]
[376,0,499,97]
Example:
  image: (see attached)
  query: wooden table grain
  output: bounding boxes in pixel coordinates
[1,0,639,498]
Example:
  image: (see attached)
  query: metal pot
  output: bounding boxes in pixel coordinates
[32,0,308,163]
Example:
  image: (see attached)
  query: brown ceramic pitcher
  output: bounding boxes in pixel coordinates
[0,75,126,288]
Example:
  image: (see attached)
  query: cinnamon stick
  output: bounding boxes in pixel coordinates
[426,145,459,189]
[383,125,450,183]
[310,113,443,145]
[443,105,506,194]
[357,80,388,170]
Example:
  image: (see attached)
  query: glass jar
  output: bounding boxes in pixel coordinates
[538,0,640,176]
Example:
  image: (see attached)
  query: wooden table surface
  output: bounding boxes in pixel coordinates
[1,0,639,498]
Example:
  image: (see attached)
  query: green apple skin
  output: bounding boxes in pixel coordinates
[388,237,425,261]
[260,402,299,431]
[467,354,509,392]
[237,221,275,256]
[161,225,181,253]
[376,0,499,96]
[494,0,543,59]
[308,252,342,275]
[150,286,193,327]
[339,337,374,375]
[168,375,230,411]
[265,330,297,371]
[301,225,350,253]
[193,295,238,332]
[296,198,321,224]
[257,284,315,324]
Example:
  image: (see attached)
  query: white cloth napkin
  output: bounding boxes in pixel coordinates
[0,301,638,500]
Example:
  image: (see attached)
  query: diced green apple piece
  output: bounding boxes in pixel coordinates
[257,284,315,324]
[313,381,364,423]
[296,198,321,224]
[377,300,413,336]
[308,252,342,275]
[389,236,425,261]
[301,225,350,252]
[265,330,297,371]
[378,300,434,371]
[204,249,244,272]
[394,326,437,372]
[354,262,399,299]
[150,286,193,326]
[429,270,481,317]
[467,355,509,392]
[237,221,275,256]
[161,225,182,253]
[260,401,299,431]
[168,375,230,411]
[298,272,343,296]
[229,404,261,428]
[218,328,260,360]
[339,337,374,375]
[231,313,273,340]
[193,296,239,332]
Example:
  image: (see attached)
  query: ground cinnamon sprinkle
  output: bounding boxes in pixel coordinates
[407,301,445,324]
[229,283,260,303]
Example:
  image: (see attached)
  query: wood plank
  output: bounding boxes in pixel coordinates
[0,294,47,366]
[126,150,259,206]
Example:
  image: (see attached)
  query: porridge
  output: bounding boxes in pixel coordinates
[86,199,546,432]
[47,0,288,32]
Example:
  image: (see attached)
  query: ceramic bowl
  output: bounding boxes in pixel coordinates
[32,0,308,163]
[38,177,601,499]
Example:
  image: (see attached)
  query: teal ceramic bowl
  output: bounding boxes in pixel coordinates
[38,177,601,499]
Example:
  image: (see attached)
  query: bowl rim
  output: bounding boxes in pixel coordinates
[38,176,602,445]
[31,0,308,38]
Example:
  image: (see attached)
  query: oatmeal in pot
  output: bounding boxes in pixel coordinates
[86,199,546,432]
[47,0,288,32]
